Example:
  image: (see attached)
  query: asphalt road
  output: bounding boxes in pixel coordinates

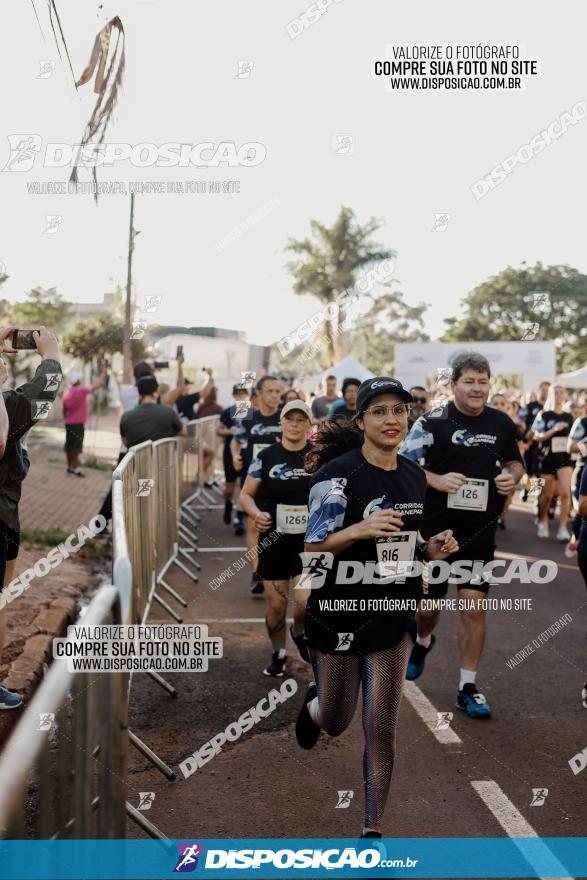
[125,491,587,876]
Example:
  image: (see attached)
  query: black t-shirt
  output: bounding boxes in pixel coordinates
[120,403,183,448]
[521,400,543,435]
[401,401,523,551]
[304,447,427,655]
[235,408,282,470]
[248,442,313,532]
[219,405,237,453]
[532,410,573,455]
[176,392,200,421]
[328,404,356,424]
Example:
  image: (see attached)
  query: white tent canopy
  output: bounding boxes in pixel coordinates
[557,365,587,389]
[297,355,374,395]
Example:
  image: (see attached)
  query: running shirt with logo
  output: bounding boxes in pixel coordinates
[531,410,573,469]
[303,447,426,655]
[520,400,543,437]
[235,409,282,472]
[247,442,312,533]
[401,402,523,552]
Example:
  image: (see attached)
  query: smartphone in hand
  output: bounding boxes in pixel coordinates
[11,329,37,350]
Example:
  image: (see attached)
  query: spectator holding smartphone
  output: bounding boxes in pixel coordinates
[0,326,62,709]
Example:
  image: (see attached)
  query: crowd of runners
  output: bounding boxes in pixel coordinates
[216,357,586,838]
[2,340,585,840]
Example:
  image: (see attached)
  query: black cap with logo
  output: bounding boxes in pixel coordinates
[356,377,413,414]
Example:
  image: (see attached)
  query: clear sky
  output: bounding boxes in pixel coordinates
[1,0,585,347]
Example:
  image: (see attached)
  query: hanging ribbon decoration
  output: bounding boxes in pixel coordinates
[70,16,125,201]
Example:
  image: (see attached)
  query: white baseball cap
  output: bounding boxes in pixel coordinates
[280,400,312,421]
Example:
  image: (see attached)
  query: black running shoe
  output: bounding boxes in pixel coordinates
[263,649,287,677]
[295,683,320,750]
[223,500,233,524]
[289,624,310,663]
[233,513,245,536]
[405,635,436,680]
[250,573,264,595]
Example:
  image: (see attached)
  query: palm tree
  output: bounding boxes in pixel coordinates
[284,207,394,363]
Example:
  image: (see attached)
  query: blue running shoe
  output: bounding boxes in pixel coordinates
[457,683,491,718]
[406,635,435,681]
[0,685,23,710]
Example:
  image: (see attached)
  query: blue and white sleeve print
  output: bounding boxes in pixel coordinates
[305,478,348,543]
[400,416,434,466]
[247,457,262,481]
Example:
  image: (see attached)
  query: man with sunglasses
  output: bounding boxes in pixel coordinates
[408,386,429,430]
[401,353,524,718]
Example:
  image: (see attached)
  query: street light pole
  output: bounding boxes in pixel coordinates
[122,192,135,384]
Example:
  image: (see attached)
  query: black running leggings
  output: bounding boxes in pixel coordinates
[309,636,411,829]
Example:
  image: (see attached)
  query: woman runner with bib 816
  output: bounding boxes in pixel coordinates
[295,377,458,838]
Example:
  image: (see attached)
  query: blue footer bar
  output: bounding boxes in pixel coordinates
[0,837,585,878]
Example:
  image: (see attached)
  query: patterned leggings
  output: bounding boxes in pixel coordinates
[309,636,410,829]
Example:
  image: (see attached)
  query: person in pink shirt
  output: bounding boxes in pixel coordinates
[62,370,106,476]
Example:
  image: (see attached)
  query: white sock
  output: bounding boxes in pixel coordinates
[416,634,432,649]
[308,696,321,726]
[459,668,476,690]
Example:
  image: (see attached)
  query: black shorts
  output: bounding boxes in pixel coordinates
[64,423,85,455]
[223,447,238,483]
[524,443,541,477]
[422,547,496,599]
[0,520,20,591]
[540,453,573,476]
[256,533,303,581]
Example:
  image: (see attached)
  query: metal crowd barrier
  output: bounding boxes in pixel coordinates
[0,416,224,843]
[0,586,130,840]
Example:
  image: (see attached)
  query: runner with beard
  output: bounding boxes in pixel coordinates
[240,400,313,676]
[231,376,282,593]
[532,385,574,541]
[295,377,457,838]
[401,353,524,717]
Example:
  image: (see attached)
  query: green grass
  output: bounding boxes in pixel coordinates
[20,527,110,558]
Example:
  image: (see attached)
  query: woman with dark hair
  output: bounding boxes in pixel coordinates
[295,377,458,838]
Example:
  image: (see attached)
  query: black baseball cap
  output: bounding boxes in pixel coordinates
[356,377,413,413]
[137,375,159,396]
